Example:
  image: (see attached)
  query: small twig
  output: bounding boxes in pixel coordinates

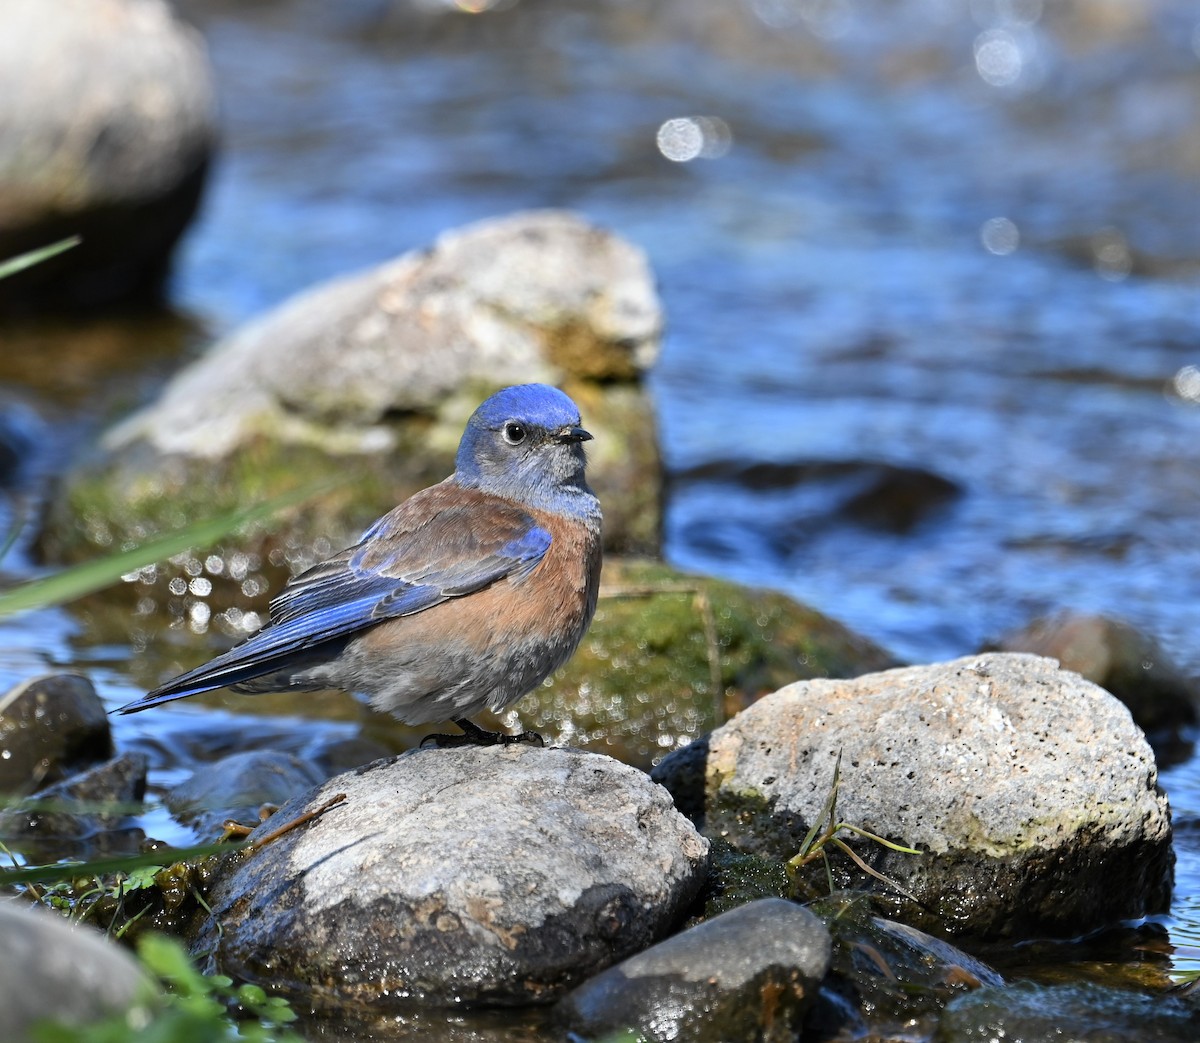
[598,584,701,599]
[244,793,347,855]
[693,590,725,727]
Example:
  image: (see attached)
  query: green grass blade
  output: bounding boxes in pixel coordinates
[0,841,241,888]
[0,482,329,620]
[830,836,922,903]
[0,236,81,280]
[835,823,922,854]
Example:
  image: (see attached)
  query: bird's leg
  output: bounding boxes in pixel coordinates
[420,716,545,749]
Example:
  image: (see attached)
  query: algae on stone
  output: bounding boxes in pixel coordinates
[514,558,897,768]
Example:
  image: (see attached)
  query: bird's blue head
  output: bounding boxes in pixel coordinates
[454,384,599,519]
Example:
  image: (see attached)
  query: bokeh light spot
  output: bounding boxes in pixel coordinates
[980,216,1020,255]
[1172,365,1200,404]
[1091,228,1132,281]
[656,116,733,163]
[974,29,1023,86]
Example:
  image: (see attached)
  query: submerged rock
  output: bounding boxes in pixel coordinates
[557,897,830,1042]
[0,751,147,861]
[806,892,1005,1041]
[653,653,1173,940]
[0,903,159,1043]
[0,0,215,310]
[936,980,1200,1043]
[165,749,326,841]
[993,612,1199,737]
[0,674,112,795]
[194,745,708,1009]
[39,210,662,568]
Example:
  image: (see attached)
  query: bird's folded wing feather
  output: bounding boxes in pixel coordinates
[122,489,551,708]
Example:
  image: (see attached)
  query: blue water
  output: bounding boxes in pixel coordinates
[3,0,1200,993]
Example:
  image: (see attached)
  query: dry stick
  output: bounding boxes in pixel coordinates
[242,792,348,855]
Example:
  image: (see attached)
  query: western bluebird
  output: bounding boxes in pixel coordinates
[117,384,603,746]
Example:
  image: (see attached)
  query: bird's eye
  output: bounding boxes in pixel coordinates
[502,421,527,445]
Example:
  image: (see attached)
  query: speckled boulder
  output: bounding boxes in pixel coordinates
[194,744,708,1008]
[653,653,1173,940]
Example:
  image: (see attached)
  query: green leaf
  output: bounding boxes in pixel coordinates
[0,236,81,280]
[0,483,330,620]
[238,984,267,1006]
[0,841,242,888]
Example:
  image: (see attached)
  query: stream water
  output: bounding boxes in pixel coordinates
[2,0,1199,1034]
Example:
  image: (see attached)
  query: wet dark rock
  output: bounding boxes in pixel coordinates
[164,749,326,840]
[0,398,43,488]
[0,0,215,311]
[0,903,160,1043]
[41,211,662,568]
[936,980,1200,1043]
[0,674,112,795]
[653,653,1173,940]
[193,744,708,1009]
[993,612,1199,736]
[670,459,963,537]
[0,751,147,861]
[805,892,1004,1040]
[557,897,830,1043]
[307,734,393,777]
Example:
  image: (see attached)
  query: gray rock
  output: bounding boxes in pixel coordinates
[0,674,112,795]
[41,211,663,564]
[937,981,1200,1043]
[0,0,215,309]
[557,897,830,1042]
[653,653,1173,940]
[106,210,659,456]
[194,744,708,1008]
[993,612,1199,737]
[0,903,160,1043]
[165,749,326,840]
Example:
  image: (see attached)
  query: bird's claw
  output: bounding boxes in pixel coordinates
[420,718,545,749]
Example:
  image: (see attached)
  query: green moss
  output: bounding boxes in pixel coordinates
[38,383,661,565]
[38,428,451,566]
[694,838,792,919]
[516,558,896,768]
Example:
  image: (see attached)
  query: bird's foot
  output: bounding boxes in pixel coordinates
[421,717,545,749]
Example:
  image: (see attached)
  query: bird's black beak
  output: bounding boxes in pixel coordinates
[554,425,593,444]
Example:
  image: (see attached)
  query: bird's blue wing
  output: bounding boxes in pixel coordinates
[117,489,552,712]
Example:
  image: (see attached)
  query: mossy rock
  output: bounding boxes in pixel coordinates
[114,557,896,774]
[506,558,898,769]
[36,377,659,573]
[36,210,663,564]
